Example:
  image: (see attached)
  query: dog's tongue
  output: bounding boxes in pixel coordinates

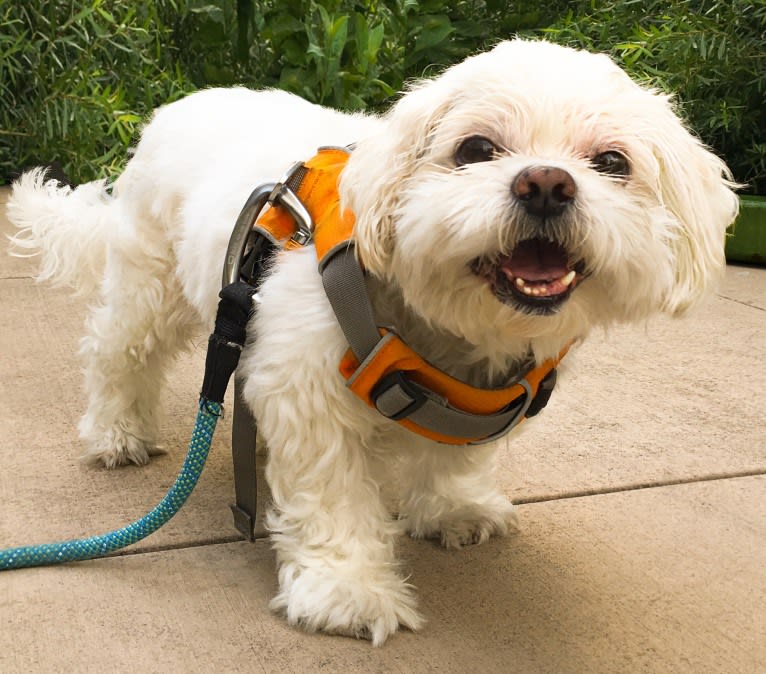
[500,238,570,281]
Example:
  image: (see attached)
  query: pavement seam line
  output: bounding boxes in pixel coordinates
[95,534,248,559]
[74,468,766,560]
[716,293,766,312]
[513,467,766,505]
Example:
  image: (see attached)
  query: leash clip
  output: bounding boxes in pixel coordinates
[268,161,314,246]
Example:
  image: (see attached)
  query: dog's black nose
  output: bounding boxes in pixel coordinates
[512,166,576,218]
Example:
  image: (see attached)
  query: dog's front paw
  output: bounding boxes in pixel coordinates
[80,428,165,469]
[406,494,519,549]
[271,564,424,646]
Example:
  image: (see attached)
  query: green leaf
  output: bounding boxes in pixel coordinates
[262,14,305,41]
[412,14,454,53]
[327,15,349,61]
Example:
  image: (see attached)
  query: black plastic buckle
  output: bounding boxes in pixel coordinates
[371,371,428,421]
[525,368,557,418]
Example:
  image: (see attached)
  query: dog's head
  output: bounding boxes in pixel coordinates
[341,39,738,350]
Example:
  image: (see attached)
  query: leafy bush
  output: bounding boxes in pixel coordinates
[176,0,568,109]
[0,0,567,183]
[2,0,763,193]
[0,0,193,183]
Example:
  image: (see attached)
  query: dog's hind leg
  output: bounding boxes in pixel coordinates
[77,221,199,468]
[78,263,197,468]
[8,172,196,467]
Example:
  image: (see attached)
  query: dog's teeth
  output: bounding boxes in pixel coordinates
[560,270,576,287]
[522,285,533,295]
[515,277,525,288]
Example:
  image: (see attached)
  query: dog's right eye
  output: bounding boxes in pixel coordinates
[455,136,497,166]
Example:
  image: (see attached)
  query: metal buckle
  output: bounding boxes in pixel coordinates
[222,162,314,289]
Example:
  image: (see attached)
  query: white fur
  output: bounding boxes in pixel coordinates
[7,40,737,644]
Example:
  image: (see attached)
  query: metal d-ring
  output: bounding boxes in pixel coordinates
[222,162,315,289]
[222,183,276,288]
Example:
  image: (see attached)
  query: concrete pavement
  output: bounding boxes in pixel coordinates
[1,186,764,673]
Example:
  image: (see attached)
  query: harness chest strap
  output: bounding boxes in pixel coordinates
[254,147,571,445]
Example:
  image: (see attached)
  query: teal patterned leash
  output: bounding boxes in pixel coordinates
[0,399,221,570]
[0,281,257,571]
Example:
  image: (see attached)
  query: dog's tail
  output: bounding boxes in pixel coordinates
[7,169,117,295]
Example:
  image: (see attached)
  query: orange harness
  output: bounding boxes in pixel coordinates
[244,147,569,445]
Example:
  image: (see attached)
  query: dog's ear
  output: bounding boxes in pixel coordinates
[341,77,455,277]
[649,98,739,315]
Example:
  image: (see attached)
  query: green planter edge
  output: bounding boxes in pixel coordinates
[725,195,766,266]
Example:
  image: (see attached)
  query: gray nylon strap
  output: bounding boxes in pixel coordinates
[409,396,523,439]
[320,242,382,362]
[319,246,532,443]
[230,377,258,541]
[375,378,532,442]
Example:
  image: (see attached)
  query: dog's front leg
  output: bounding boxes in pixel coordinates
[261,421,423,646]
[244,248,423,644]
[398,441,518,549]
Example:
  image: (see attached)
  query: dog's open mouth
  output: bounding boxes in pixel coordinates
[472,237,585,314]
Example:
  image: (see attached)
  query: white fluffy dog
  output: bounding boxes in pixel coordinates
[8,39,737,644]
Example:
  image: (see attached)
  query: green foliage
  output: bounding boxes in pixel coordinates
[0,0,194,183]
[542,0,766,193]
[1,0,764,192]
[176,0,565,110]
[2,0,563,183]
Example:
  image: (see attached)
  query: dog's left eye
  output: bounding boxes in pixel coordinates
[455,136,497,166]
[592,150,630,178]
